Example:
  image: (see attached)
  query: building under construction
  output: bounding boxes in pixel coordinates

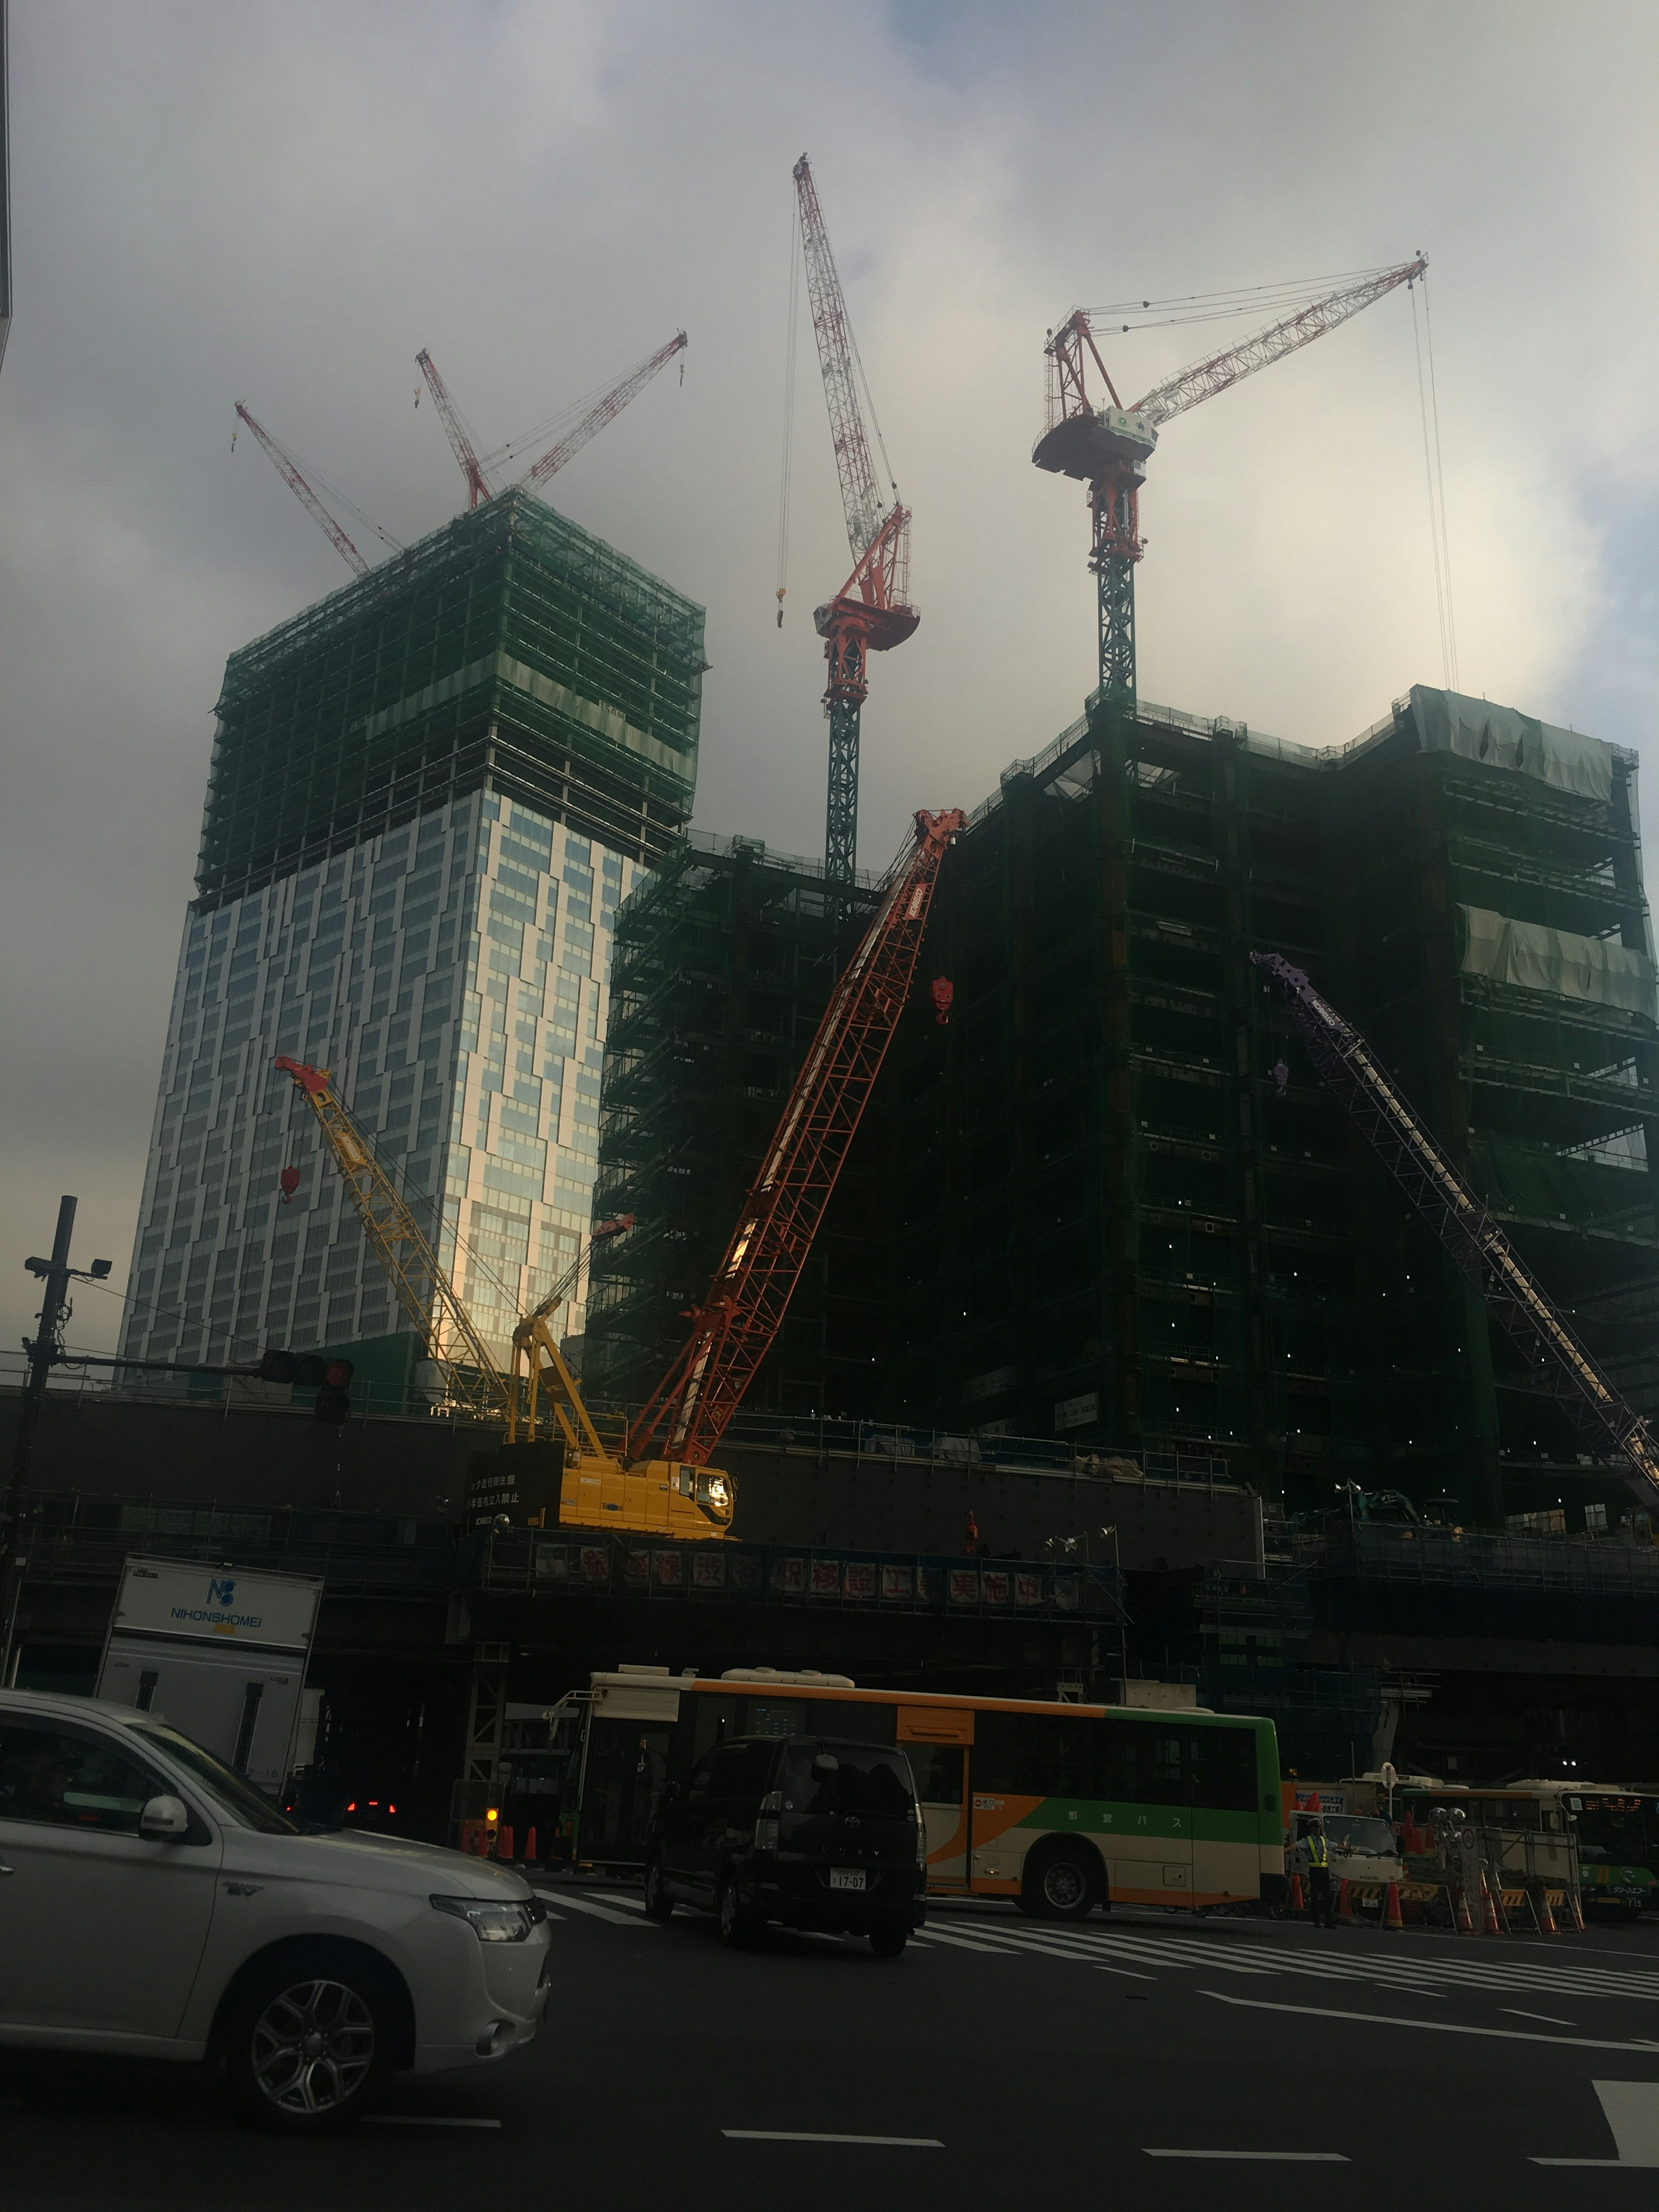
[589,683,1659,1528]
[120,488,706,1398]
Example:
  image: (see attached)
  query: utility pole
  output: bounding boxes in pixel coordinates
[1,1196,111,1683]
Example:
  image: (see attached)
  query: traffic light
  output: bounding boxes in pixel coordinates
[259,1348,356,1423]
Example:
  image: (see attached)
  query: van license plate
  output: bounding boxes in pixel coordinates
[830,1867,866,1892]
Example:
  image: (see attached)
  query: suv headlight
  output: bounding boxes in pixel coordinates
[431,1894,544,1943]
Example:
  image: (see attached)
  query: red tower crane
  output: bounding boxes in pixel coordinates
[791,154,918,887]
[1034,257,1427,706]
[627,805,964,1469]
[416,331,688,511]
[232,402,401,577]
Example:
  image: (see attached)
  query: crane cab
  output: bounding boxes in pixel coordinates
[559,1454,736,1541]
[1032,404,1157,485]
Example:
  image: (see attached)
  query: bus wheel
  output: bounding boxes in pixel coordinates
[1023,1844,1100,1923]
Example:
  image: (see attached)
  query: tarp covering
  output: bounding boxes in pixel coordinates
[1460,905,1655,1015]
[1412,684,1615,805]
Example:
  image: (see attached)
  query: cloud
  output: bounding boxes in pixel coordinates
[2,0,1655,1357]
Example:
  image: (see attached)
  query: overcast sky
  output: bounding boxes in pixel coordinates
[2,0,1655,1364]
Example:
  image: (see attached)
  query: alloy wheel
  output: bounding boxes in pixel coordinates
[249,1977,376,2117]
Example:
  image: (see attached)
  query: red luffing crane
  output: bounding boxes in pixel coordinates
[232,402,402,577]
[791,154,918,887]
[416,331,688,510]
[1034,257,1427,706]
[627,806,964,1471]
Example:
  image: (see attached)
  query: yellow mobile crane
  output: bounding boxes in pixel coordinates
[273,1058,734,1540]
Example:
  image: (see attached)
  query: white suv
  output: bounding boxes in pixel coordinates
[0,1688,550,2129]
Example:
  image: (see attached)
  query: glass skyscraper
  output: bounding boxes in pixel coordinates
[119,488,703,1406]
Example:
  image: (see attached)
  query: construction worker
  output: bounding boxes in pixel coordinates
[1304,1819,1335,1929]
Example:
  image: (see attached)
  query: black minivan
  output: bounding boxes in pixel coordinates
[643,1734,927,1956]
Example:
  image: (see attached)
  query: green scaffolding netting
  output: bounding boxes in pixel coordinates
[1460,905,1654,1015]
[1413,684,1615,805]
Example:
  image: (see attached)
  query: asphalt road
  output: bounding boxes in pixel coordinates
[7,1886,1659,2208]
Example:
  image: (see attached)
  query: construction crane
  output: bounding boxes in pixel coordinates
[1250,954,1659,1513]
[416,331,688,511]
[233,402,402,577]
[273,1058,733,1539]
[628,806,964,1469]
[1034,258,1427,706]
[791,154,918,887]
[508,1211,632,1446]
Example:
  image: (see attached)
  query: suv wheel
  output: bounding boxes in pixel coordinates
[718,1874,760,1949]
[868,1923,910,1959]
[1024,1845,1100,1924]
[643,1856,674,1921]
[222,1946,392,2131]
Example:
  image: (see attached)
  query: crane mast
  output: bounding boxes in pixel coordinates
[627,806,964,1469]
[792,154,918,886]
[1251,953,1659,1513]
[1034,256,1427,708]
[233,403,370,577]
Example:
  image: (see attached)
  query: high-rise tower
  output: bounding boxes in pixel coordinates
[120,488,704,1407]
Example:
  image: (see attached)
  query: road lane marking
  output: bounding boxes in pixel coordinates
[1144,2149,1348,2162]
[1502,2008,1576,2025]
[723,2131,944,2147]
[535,1888,657,1926]
[1542,2082,1659,2168]
[1200,1989,1659,2053]
[367,2116,503,2129]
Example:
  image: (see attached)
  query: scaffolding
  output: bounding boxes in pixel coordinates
[198,487,705,912]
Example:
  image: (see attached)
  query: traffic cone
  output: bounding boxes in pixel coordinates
[1566,1887,1586,1934]
[1289,1870,1305,1916]
[1338,1878,1353,1923]
[1455,1883,1476,1934]
[499,1825,515,1862]
[1538,1888,1557,1935]
[1481,1872,1503,1936]
[1383,1881,1404,1931]
[524,1826,538,1865]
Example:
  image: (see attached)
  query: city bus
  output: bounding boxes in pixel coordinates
[543,1665,1284,1917]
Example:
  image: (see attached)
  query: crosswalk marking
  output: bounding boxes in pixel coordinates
[1201,1988,1659,2054]
[537,1887,657,1927]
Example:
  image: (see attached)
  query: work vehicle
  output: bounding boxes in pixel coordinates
[547,1664,1283,1919]
[1286,1808,1404,1896]
[1398,1780,1656,1918]
[0,1688,549,2130]
[644,1733,927,1955]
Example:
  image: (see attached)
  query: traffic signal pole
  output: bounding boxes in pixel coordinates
[3,1196,101,1684]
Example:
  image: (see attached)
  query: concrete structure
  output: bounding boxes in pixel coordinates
[119,490,705,1400]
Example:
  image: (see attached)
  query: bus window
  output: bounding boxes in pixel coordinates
[1186,1726,1259,1814]
[1099,1721,1187,1806]
[689,1694,742,1770]
[974,1710,1101,1797]
[747,1701,809,1738]
[906,1744,965,1807]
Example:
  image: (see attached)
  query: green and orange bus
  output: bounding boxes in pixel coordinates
[544,1665,1284,1918]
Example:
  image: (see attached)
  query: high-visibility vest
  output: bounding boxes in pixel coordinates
[1306,1833,1329,1869]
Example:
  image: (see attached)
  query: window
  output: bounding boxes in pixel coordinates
[906,1745,965,1806]
[130,1722,296,1834]
[0,1720,165,1836]
[782,1744,916,1819]
[1098,1721,1187,1806]
[709,1741,779,1805]
[972,1710,1103,1799]
[1186,1725,1260,1815]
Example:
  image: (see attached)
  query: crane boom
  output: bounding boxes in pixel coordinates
[523,333,687,489]
[1251,953,1659,1511]
[415,348,493,508]
[791,154,918,887]
[1035,256,1426,708]
[234,403,369,576]
[627,806,965,1469]
[273,1056,510,1422]
[1133,257,1427,428]
[508,1212,632,1449]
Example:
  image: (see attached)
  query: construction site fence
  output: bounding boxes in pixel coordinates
[470,1526,1128,1626]
[1305,1518,1659,1596]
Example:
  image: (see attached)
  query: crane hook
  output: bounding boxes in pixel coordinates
[775,585,786,630]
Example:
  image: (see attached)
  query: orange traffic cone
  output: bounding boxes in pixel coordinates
[1455,1883,1476,1934]
[1289,1870,1305,1915]
[1481,1872,1503,1936]
[524,1826,538,1865]
[1537,1888,1557,1936]
[1338,1878,1354,1923]
[1383,1881,1404,1931]
[1565,1887,1586,1933]
[499,1825,515,1863]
